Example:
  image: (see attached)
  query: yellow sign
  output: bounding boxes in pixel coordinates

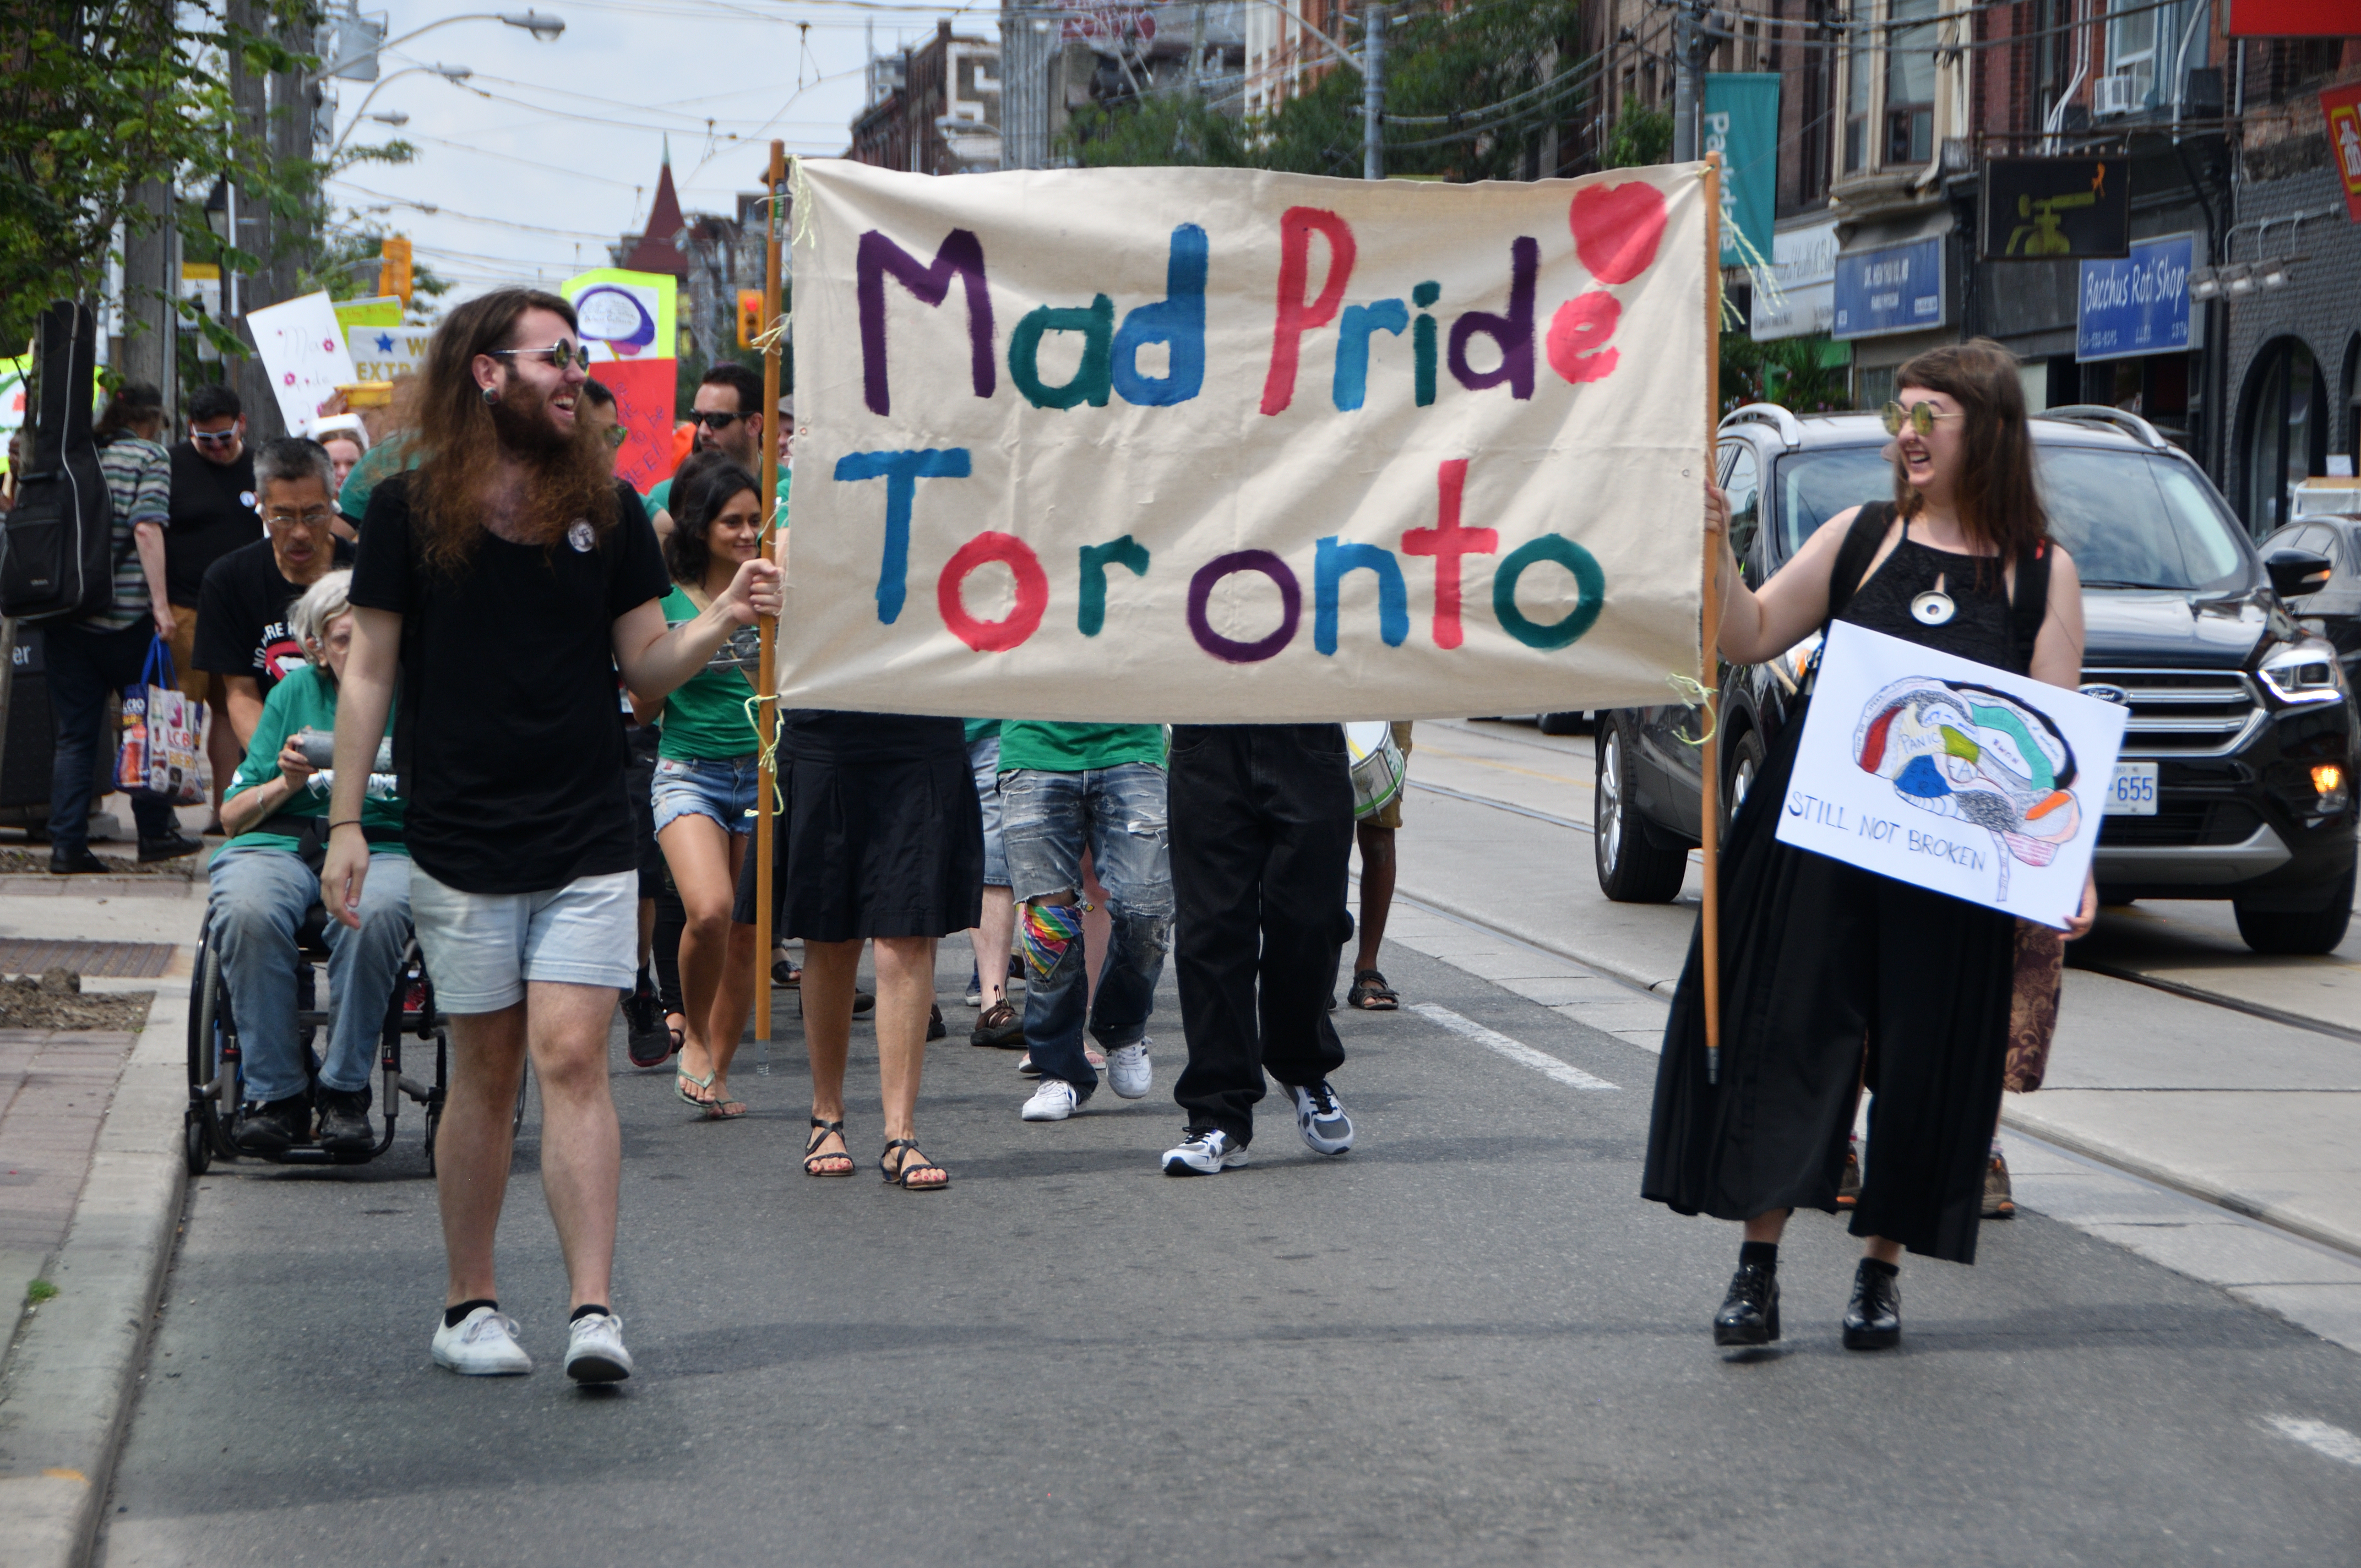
[378,237,414,305]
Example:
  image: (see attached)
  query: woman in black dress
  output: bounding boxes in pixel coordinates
[1644,340,2096,1349]
[738,709,983,1189]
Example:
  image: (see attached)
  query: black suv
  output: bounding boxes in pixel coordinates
[1593,403,2358,954]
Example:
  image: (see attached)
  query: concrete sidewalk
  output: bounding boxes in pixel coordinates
[0,861,199,1568]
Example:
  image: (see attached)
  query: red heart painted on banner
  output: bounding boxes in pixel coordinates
[1569,182,1667,285]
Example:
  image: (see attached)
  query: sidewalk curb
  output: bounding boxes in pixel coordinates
[2000,1097,2361,1261]
[0,984,189,1568]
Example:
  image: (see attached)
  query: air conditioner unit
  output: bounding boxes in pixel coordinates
[2093,73,2141,118]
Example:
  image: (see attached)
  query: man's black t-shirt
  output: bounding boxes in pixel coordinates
[165,443,260,607]
[192,537,358,693]
[350,472,670,895]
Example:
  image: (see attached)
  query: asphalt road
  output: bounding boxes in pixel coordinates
[96,932,2361,1565]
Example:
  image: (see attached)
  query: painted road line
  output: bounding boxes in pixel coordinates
[1410,1003,1619,1091]
[2263,1415,2361,1467]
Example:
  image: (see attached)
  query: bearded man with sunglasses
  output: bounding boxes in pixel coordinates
[327,289,781,1384]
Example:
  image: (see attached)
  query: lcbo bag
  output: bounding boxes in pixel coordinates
[117,638,208,805]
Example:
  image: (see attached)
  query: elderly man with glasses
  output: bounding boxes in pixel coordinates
[194,438,355,753]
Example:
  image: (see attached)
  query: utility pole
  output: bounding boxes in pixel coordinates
[1671,0,1713,164]
[225,0,279,432]
[999,0,1051,170]
[1363,5,1385,181]
[117,1,178,419]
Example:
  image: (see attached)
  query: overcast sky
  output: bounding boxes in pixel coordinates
[318,0,985,307]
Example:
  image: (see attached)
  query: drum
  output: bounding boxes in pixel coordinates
[1345,721,1406,821]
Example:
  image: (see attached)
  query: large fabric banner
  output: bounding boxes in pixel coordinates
[780,159,1711,723]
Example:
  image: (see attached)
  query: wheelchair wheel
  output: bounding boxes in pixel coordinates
[422,1102,439,1176]
[183,1110,210,1176]
[186,937,238,1161]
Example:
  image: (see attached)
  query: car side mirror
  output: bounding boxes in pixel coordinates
[2265,548,2333,600]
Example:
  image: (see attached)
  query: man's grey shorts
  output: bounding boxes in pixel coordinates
[410,867,639,1014]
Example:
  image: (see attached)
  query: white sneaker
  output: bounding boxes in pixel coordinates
[1287,1080,1355,1156]
[1105,1039,1152,1099]
[431,1306,532,1376]
[1161,1127,1247,1176]
[564,1310,634,1384]
[1021,1079,1081,1121]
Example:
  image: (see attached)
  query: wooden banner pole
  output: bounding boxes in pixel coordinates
[1701,153,1725,1084]
[754,140,784,1060]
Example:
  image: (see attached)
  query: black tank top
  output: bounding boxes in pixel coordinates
[1837,516,2017,671]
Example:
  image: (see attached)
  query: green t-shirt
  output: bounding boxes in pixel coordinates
[655,584,761,761]
[221,664,407,855]
[648,464,790,524]
[337,433,416,525]
[997,722,1166,775]
[964,718,1000,745]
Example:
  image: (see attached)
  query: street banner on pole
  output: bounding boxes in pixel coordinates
[780,160,1711,723]
[1703,74,1778,269]
[1776,622,2126,929]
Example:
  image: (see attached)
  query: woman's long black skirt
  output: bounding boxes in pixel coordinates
[1641,708,2016,1265]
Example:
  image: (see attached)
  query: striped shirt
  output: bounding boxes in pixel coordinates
[82,435,171,631]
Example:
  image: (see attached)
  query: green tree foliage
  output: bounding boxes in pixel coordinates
[1063,0,1586,182]
[0,2,317,348]
[1720,334,1852,416]
[1603,94,1673,169]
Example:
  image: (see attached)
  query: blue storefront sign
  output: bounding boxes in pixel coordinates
[1832,238,1945,340]
[2076,233,2199,362]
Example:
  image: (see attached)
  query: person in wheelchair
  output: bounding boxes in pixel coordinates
[208,569,411,1153]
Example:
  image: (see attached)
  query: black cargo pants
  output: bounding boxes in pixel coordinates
[1168,723,1355,1146]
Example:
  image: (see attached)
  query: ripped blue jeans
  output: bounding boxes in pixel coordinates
[998,762,1173,1098]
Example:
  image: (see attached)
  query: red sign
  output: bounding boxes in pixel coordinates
[2227,0,2358,35]
[2328,81,2361,222]
[587,358,676,493]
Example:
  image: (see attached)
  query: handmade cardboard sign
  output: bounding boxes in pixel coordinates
[247,291,360,437]
[779,159,1712,722]
[1776,621,2128,927]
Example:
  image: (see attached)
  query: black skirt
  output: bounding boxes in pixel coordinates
[734,740,984,943]
[1641,708,2015,1265]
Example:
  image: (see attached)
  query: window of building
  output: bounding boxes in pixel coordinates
[2105,0,2160,106]
[1843,0,1873,172]
[1885,0,1937,165]
[2240,338,2326,535]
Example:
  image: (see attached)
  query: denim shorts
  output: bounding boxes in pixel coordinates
[410,867,638,1014]
[651,753,760,837]
[969,733,1009,888]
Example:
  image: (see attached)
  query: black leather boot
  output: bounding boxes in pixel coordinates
[1842,1259,1902,1350]
[1712,1262,1781,1347]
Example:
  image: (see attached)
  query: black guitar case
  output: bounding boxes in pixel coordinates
[1,301,116,623]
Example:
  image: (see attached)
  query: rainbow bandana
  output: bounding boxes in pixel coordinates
[1019,901,1087,982]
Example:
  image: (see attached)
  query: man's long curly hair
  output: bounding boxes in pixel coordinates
[407,288,618,571]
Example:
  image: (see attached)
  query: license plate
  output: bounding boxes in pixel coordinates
[2104,762,2158,816]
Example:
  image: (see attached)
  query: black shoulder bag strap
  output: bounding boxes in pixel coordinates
[2009,538,2054,676]
[1823,501,1894,628]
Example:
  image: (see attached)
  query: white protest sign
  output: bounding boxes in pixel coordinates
[1776,620,2128,927]
[346,324,431,383]
[246,291,358,435]
[780,159,1712,722]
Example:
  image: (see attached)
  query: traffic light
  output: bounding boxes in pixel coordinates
[737,289,763,350]
[378,236,412,305]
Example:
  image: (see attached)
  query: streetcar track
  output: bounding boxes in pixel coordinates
[1411,765,2359,1049]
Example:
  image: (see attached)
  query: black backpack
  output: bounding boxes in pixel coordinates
[1,301,116,624]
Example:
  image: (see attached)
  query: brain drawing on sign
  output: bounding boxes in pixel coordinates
[1852,677,2082,901]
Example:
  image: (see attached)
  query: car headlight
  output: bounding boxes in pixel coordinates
[2258,639,2348,705]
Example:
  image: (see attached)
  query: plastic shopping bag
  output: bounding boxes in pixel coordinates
[124,637,208,805]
